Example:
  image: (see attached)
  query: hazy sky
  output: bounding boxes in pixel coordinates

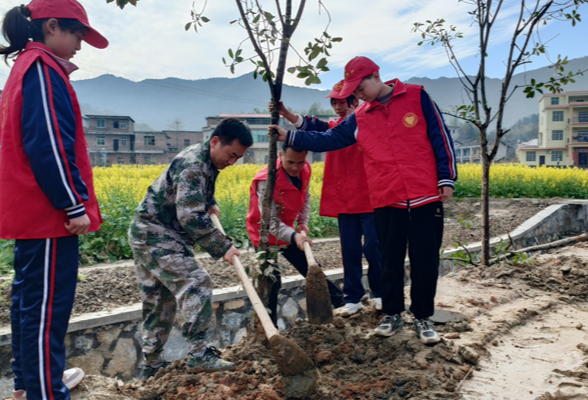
[0,0,586,90]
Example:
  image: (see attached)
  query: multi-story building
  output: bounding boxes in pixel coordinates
[518,90,588,167]
[449,125,514,164]
[85,115,203,166]
[203,114,329,164]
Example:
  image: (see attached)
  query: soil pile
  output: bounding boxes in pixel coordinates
[456,240,588,301]
[72,307,474,400]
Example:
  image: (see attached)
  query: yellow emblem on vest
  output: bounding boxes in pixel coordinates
[403,113,418,128]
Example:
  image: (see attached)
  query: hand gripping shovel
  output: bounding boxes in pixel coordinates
[210,214,313,376]
[300,232,334,325]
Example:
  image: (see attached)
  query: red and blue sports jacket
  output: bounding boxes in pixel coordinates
[0,43,102,239]
[295,116,373,217]
[286,79,457,209]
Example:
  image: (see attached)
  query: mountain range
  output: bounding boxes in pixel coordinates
[71,56,588,131]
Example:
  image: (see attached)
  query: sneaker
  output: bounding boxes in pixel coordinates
[374,314,403,337]
[187,347,236,371]
[62,367,85,390]
[141,361,171,380]
[335,302,362,317]
[13,367,86,399]
[369,297,383,311]
[13,390,26,400]
[414,318,441,344]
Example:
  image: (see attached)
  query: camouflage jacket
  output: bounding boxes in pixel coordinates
[131,142,232,260]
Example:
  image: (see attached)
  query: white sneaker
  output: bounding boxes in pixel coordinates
[335,302,362,317]
[369,297,383,311]
[63,367,85,390]
[14,367,86,398]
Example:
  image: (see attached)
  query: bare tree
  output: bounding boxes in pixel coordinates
[414,0,586,265]
[167,117,184,131]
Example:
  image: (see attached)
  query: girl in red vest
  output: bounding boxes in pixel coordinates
[271,82,383,318]
[0,1,107,399]
[246,143,344,326]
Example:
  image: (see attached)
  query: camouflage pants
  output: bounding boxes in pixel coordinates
[129,221,213,365]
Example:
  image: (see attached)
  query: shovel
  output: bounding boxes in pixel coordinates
[300,232,334,325]
[210,214,314,376]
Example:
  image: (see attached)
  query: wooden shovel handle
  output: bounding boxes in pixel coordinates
[300,231,318,268]
[210,213,278,339]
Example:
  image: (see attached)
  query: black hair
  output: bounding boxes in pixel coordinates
[282,142,307,154]
[211,118,253,147]
[0,6,88,63]
[330,94,357,108]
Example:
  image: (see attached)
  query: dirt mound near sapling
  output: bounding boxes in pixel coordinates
[110,309,473,400]
[458,240,588,300]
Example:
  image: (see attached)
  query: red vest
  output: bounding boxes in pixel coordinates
[319,118,373,217]
[355,80,439,208]
[0,44,102,239]
[246,161,311,248]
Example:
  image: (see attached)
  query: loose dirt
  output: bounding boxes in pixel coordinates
[0,198,559,326]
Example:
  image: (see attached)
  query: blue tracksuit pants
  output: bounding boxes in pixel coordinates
[11,236,79,400]
[338,213,382,304]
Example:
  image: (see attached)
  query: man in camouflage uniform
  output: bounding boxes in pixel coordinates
[129,118,253,378]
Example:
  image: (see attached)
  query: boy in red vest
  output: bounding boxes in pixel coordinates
[246,143,344,326]
[272,81,382,317]
[0,0,108,398]
[271,56,457,344]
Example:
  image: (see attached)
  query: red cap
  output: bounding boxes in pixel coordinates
[339,56,379,98]
[325,80,346,99]
[28,0,109,49]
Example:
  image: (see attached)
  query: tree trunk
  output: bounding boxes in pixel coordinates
[481,156,491,266]
[255,1,296,312]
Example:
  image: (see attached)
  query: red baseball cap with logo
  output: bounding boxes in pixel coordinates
[28,0,109,49]
[325,80,346,99]
[339,56,379,98]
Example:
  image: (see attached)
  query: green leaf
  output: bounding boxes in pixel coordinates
[316,58,328,69]
[200,16,210,23]
[184,22,192,31]
[222,57,226,65]
[253,14,260,24]
[287,66,297,73]
[228,49,234,58]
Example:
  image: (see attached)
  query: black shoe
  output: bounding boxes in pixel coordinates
[187,347,236,371]
[374,314,403,337]
[141,361,171,380]
[414,318,441,344]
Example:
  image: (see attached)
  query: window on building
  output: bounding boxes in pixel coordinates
[144,155,156,164]
[526,152,536,162]
[463,148,470,156]
[579,112,588,123]
[551,151,563,162]
[184,139,190,147]
[552,130,564,140]
[552,111,564,122]
[96,119,105,128]
[117,157,124,164]
[113,121,119,129]
[144,136,155,146]
[252,130,268,143]
[120,138,127,146]
[120,121,128,129]
[551,97,559,105]
[97,136,105,146]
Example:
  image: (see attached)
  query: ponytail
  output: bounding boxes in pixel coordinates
[0,5,43,63]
